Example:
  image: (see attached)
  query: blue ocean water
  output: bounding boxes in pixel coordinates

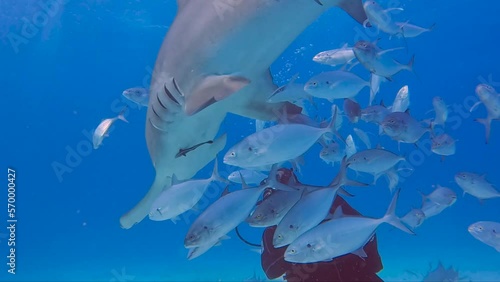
[1,0,499,281]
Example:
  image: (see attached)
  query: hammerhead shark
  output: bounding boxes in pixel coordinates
[119,0,368,229]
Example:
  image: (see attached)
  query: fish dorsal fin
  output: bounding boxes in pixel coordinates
[332,206,344,219]
[221,185,230,197]
[379,47,405,56]
[351,246,368,258]
[171,174,181,186]
[380,100,386,107]
[405,108,411,114]
[239,172,251,189]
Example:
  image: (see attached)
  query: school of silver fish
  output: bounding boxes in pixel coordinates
[93,0,499,266]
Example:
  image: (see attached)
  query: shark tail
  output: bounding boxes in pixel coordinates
[120,174,172,229]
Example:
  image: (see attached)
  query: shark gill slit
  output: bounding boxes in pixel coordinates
[157,95,167,110]
[164,83,180,105]
[171,77,185,98]
[148,118,168,132]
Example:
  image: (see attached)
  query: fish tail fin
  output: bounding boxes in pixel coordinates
[327,105,345,143]
[428,23,437,31]
[333,156,368,187]
[474,118,491,144]
[407,54,415,72]
[211,157,228,184]
[384,168,400,193]
[383,189,415,235]
[117,114,129,123]
[117,106,129,123]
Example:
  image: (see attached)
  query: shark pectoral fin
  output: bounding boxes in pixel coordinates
[338,0,368,26]
[185,75,251,116]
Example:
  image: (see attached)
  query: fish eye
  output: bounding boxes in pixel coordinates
[363,157,367,161]
[230,152,236,157]
[203,226,208,230]
[255,214,262,219]
[289,224,294,229]
[248,147,253,151]
[306,243,312,248]
[313,82,318,86]
[290,249,296,254]
[326,81,330,85]
[270,209,276,214]
[278,234,283,239]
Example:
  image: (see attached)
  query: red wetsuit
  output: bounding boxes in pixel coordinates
[260,169,383,282]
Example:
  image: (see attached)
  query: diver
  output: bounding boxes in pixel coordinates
[251,168,384,282]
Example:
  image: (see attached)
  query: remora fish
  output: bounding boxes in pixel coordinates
[120,0,369,229]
